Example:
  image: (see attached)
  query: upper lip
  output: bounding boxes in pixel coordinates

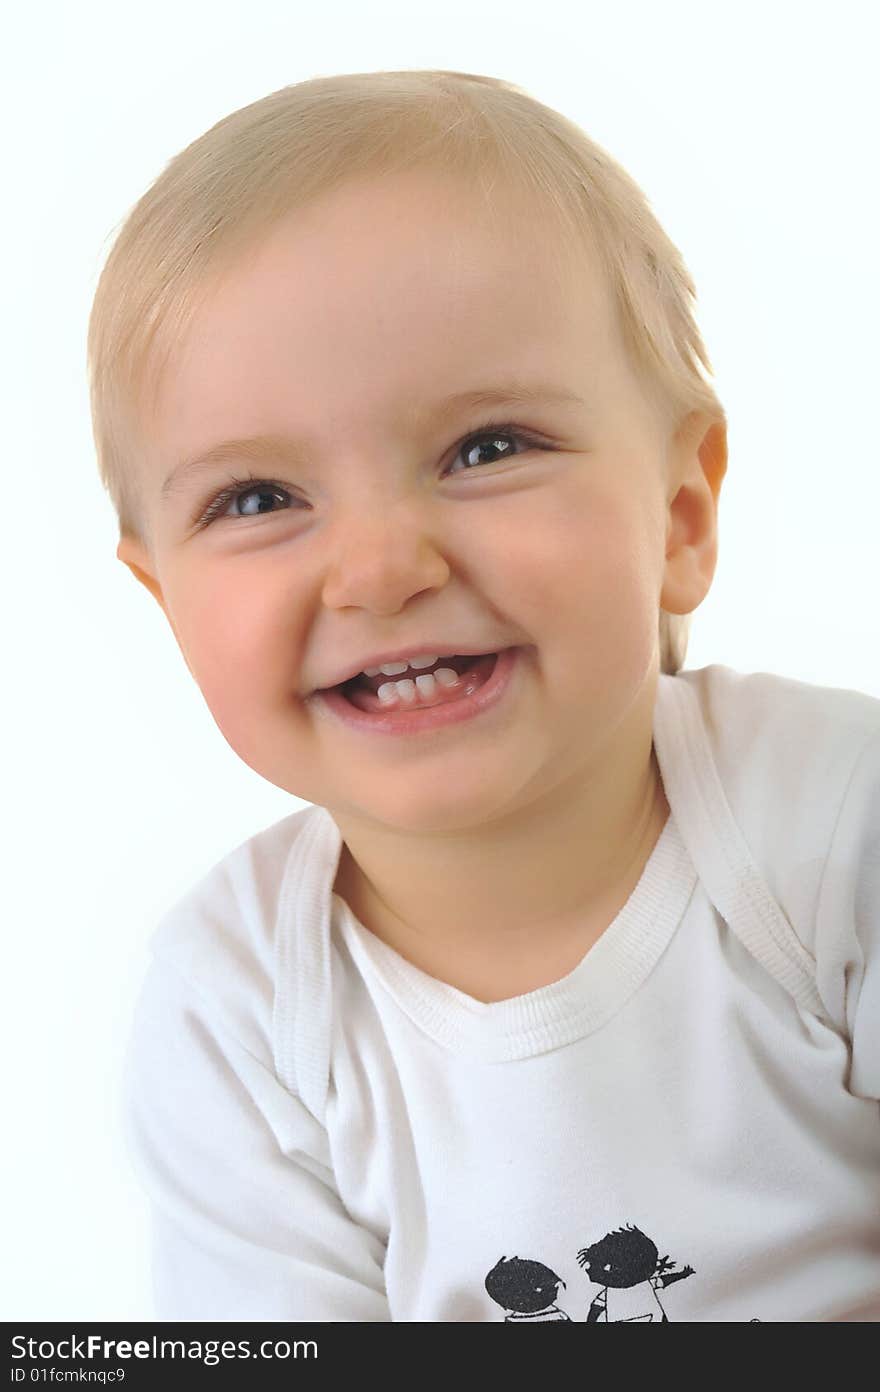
[312,643,511,692]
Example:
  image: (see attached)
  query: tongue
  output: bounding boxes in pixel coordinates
[353,653,489,694]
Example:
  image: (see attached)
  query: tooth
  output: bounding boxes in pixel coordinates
[364,653,442,678]
[378,678,417,704]
[376,668,461,704]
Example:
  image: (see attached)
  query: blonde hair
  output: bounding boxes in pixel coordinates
[86,68,727,675]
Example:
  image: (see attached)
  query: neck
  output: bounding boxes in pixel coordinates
[332,711,669,1004]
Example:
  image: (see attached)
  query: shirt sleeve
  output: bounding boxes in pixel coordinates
[121,950,391,1321]
[817,725,880,1103]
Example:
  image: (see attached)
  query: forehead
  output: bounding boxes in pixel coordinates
[147,170,621,464]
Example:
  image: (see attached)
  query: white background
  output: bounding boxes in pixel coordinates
[2,0,877,1320]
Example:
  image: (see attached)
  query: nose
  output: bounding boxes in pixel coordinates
[319,499,451,613]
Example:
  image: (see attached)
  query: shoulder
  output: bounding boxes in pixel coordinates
[664,664,880,951]
[673,662,880,756]
[144,802,328,1068]
[671,662,880,808]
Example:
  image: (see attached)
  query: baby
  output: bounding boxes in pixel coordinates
[88,70,880,1322]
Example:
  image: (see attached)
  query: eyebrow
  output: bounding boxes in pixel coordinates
[160,383,585,503]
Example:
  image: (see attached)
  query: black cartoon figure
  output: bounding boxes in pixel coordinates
[485,1256,572,1321]
[577,1224,695,1322]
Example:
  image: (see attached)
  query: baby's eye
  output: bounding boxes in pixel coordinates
[196,478,295,528]
[446,425,548,476]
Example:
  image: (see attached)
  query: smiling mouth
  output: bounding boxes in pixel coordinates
[335,653,497,712]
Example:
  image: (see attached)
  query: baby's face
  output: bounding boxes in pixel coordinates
[121,170,704,833]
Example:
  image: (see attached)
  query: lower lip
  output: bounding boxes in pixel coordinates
[311,647,522,736]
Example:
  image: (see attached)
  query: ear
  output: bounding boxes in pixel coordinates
[659,413,728,617]
[116,536,193,677]
[116,535,166,613]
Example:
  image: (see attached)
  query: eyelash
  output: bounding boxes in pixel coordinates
[192,420,555,529]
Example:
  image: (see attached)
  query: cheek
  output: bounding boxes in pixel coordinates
[494,483,662,728]
[166,565,294,732]
[494,485,659,647]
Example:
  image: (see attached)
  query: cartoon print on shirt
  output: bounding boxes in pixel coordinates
[485,1256,573,1321]
[577,1223,695,1321]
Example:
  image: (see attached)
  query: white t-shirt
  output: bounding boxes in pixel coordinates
[122,664,880,1321]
